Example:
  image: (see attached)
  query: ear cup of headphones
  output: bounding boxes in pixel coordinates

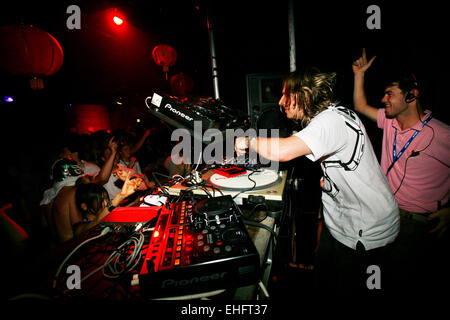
[405,91,416,103]
[405,73,419,103]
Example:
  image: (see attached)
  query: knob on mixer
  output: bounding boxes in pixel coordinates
[222,227,246,242]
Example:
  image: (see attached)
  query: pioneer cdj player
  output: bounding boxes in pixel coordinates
[138,195,260,298]
[145,92,250,144]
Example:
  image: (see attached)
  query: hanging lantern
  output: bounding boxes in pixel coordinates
[170,72,194,96]
[0,24,64,90]
[152,44,177,80]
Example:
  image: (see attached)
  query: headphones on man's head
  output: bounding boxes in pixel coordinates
[404,73,419,103]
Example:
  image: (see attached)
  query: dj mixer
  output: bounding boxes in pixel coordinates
[138,195,260,298]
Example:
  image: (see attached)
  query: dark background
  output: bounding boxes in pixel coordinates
[1,0,448,124]
[0,0,448,302]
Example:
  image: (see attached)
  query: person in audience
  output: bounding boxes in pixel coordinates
[40,138,119,244]
[352,48,450,292]
[52,171,141,242]
[118,140,155,190]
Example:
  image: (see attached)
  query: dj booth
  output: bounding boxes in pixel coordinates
[41,93,291,301]
[164,169,288,299]
[44,170,287,301]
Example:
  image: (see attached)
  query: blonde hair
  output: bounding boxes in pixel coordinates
[283,68,338,127]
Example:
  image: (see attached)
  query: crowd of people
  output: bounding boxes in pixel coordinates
[0,122,179,296]
[1,48,448,300]
[39,126,184,244]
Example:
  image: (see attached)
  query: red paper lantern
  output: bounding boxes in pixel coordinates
[0,24,64,90]
[152,44,177,79]
[170,73,194,96]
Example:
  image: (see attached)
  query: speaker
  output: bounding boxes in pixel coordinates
[246,73,286,128]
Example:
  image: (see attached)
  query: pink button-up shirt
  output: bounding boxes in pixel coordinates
[377,109,450,213]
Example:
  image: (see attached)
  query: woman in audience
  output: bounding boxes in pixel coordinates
[52,172,142,242]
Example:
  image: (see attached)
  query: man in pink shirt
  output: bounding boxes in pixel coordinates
[352,48,449,293]
[377,108,449,214]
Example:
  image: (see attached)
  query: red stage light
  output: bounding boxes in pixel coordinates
[113,16,124,25]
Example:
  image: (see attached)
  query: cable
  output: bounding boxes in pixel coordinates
[102,231,145,279]
[151,172,171,197]
[420,151,449,167]
[258,281,270,299]
[392,123,435,195]
[171,174,185,182]
[144,96,152,109]
[202,180,224,197]
[243,218,277,239]
[53,226,112,289]
[392,155,410,196]
[247,203,268,222]
[193,149,203,172]
[232,168,259,200]
[60,230,146,295]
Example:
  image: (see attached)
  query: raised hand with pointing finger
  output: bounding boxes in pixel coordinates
[352,48,379,122]
[352,48,376,75]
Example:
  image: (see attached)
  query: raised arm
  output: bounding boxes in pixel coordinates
[129,129,151,155]
[91,137,118,185]
[352,48,378,122]
[75,172,141,235]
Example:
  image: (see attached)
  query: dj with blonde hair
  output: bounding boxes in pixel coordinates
[235,68,399,294]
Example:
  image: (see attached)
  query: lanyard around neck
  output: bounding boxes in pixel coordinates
[387,114,432,174]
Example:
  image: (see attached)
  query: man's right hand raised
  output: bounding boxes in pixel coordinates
[352,48,376,75]
[352,48,378,122]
